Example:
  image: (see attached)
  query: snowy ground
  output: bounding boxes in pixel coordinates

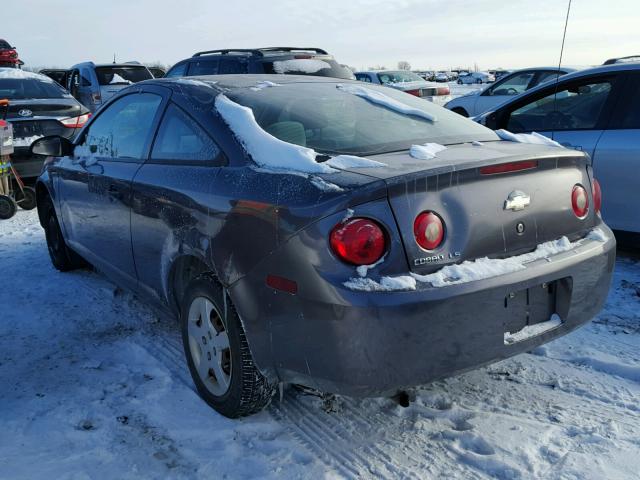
[1,210,639,479]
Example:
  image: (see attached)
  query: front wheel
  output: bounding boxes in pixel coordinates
[42,197,86,271]
[181,274,276,418]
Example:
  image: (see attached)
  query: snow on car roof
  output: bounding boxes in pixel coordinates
[0,68,53,82]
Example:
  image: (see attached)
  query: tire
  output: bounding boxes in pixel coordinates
[42,196,86,271]
[181,273,276,418]
[0,195,17,219]
[16,186,37,210]
[451,107,469,118]
[476,78,482,84]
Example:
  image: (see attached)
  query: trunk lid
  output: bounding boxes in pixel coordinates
[335,140,597,275]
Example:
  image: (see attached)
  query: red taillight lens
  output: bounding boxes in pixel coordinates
[480,160,538,175]
[592,179,602,215]
[60,113,91,129]
[436,86,450,95]
[572,184,589,219]
[405,89,421,97]
[414,211,445,250]
[330,218,387,265]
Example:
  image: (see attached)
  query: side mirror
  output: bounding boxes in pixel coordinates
[30,136,74,157]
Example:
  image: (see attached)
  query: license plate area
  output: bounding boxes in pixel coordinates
[12,121,42,138]
[503,280,559,335]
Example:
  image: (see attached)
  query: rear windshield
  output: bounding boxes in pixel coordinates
[377,71,423,84]
[261,57,355,80]
[0,78,67,99]
[95,66,152,85]
[228,82,498,156]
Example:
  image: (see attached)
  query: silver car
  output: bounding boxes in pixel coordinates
[476,62,640,235]
[67,62,153,112]
[446,67,576,117]
[355,70,452,105]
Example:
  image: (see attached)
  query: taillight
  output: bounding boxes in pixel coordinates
[571,184,589,219]
[480,160,538,175]
[414,211,445,250]
[436,86,450,95]
[405,89,421,97]
[592,179,602,215]
[60,113,91,129]
[330,218,387,265]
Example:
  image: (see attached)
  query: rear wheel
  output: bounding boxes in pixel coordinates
[181,274,276,418]
[0,195,17,219]
[42,197,86,271]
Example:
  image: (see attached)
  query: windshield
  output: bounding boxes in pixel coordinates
[377,71,423,84]
[0,40,11,50]
[0,78,67,99]
[95,66,153,85]
[228,82,497,156]
[261,57,355,80]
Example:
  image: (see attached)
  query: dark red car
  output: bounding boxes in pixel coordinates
[0,39,19,66]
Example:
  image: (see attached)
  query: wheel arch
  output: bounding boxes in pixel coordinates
[167,253,218,315]
[35,180,52,227]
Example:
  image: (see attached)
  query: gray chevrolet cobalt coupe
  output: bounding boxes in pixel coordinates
[32,75,615,418]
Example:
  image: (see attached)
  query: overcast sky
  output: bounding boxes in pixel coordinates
[5,0,638,71]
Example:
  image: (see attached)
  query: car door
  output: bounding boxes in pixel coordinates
[591,72,640,233]
[130,101,227,305]
[500,74,623,158]
[78,67,96,111]
[474,70,536,115]
[57,89,167,290]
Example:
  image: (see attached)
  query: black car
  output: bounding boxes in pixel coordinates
[0,68,89,182]
[33,74,614,418]
[165,47,355,80]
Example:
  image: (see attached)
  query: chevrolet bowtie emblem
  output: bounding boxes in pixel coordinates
[504,190,531,211]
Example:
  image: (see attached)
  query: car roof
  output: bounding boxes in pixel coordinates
[71,61,149,69]
[190,47,330,59]
[147,73,356,92]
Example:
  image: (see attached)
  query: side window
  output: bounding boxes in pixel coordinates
[219,59,247,74]
[188,60,219,76]
[355,74,371,83]
[77,93,162,160]
[490,72,535,96]
[534,71,561,87]
[611,78,640,129]
[151,103,222,163]
[165,62,187,78]
[506,80,613,133]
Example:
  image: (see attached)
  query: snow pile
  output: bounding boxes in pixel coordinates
[272,59,331,74]
[250,80,281,91]
[336,84,437,122]
[0,68,52,81]
[496,129,562,148]
[355,254,387,278]
[345,228,607,292]
[109,73,131,84]
[586,227,608,242]
[11,135,42,148]
[410,143,447,160]
[504,314,563,345]
[324,155,386,169]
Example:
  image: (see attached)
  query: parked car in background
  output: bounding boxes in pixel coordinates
[355,70,451,105]
[165,47,355,80]
[458,72,495,84]
[446,67,576,117]
[434,72,449,82]
[147,67,166,78]
[0,68,89,182]
[0,39,19,67]
[67,62,154,112]
[34,73,613,418]
[39,69,70,88]
[476,62,640,235]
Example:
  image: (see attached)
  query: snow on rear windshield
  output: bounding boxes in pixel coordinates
[0,71,67,99]
[95,67,152,86]
[228,82,497,156]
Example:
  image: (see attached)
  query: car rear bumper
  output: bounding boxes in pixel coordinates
[230,225,615,397]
